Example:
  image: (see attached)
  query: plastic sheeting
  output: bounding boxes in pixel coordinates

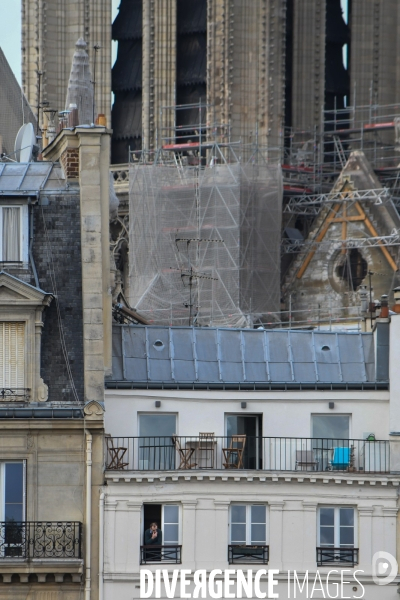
[129,151,282,327]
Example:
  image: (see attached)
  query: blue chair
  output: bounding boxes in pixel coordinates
[329,447,351,470]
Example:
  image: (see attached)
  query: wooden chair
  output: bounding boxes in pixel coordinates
[106,437,129,470]
[172,435,197,469]
[222,435,246,469]
[295,450,317,471]
[198,432,215,468]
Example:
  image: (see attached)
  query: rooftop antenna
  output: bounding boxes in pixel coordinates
[92,44,101,123]
[36,70,43,135]
[14,123,36,163]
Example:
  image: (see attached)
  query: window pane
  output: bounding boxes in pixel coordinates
[231,524,246,543]
[320,527,334,546]
[139,415,176,438]
[340,527,354,546]
[231,505,246,523]
[2,208,20,261]
[312,415,349,439]
[164,505,179,524]
[340,508,354,526]
[164,524,178,543]
[320,508,334,526]
[251,524,266,544]
[251,505,266,524]
[5,463,23,504]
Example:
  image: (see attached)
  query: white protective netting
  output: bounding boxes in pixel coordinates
[129,153,282,327]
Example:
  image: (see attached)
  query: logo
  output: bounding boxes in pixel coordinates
[372,551,398,586]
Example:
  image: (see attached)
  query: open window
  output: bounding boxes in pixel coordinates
[141,504,181,564]
[225,414,263,469]
[0,205,28,263]
[0,461,26,558]
[138,414,177,469]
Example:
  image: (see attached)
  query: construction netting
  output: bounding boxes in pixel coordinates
[129,148,282,327]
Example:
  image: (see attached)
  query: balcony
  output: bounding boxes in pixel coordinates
[317,547,359,567]
[0,388,30,402]
[0,522,82,559]
[140,545,182,565]
[105,436,390,473]
[228,545,269,564]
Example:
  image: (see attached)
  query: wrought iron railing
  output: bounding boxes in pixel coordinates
[0,388,30,402]
[317,547,359,567]
[0,521,82,559]
[228,545,269,564]
[105,436,390,473]
[140,545,182,564]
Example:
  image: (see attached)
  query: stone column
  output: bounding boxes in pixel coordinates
[104,499,118,573]
[269,501,285,570]
[114,501,142,571]
[358,506,373,573]
[213,500,230,569]
[181,501,198,569]
[301,501,318,571]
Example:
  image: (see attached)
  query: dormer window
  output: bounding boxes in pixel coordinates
[0,205,28,263]
[0,322,25,391]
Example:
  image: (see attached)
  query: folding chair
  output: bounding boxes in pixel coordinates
[329,447,351,470]
[295,450,318,471]
[106,437,129,470]
[222,435,246,469]
[198,432,215,468]
[172,435,197,469]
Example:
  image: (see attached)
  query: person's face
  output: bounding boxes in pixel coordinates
[151,524,158,532]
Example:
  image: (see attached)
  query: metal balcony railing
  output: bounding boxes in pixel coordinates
[228,545,269,564]
[140,545,182,564]
[105,436,390,473]
[0,388,30,402]
[317,547,359,567]
[0,521,82,559]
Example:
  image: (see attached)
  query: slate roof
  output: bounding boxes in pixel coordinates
[108,325,380,388]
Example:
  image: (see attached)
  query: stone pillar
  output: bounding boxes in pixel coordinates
[181,501,198,569]
[104,499,118,573]
[213,500,230,569]
[358,506,373,572]
[301,501,318,571]
[114,501,142,571]
[269,501,285,570]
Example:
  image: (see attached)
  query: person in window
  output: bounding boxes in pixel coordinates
[144,522,162,561]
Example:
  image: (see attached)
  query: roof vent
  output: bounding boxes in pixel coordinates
[153,340,164,350]
[321,345,330,351]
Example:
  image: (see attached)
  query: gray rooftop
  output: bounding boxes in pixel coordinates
[109,325,380,389]
[0,162,65,195]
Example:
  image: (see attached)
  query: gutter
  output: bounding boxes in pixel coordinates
[99,492,105,600]
[85,430,92,600]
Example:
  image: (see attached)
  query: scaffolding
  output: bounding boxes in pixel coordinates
[129,141,282,327]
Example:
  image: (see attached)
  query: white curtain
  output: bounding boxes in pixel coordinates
[2,207,20,261]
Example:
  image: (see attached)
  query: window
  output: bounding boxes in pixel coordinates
[141,504,181,564]
[0,205,28,263]
[312,415,350,439]
[0,322,25,392]
[0,461,25,558]
[317,507,358,566]
[226,414,263,469]
[139,414,177,469]
[229,505,269,564]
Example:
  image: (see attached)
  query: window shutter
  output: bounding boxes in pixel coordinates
[0,323,25,388]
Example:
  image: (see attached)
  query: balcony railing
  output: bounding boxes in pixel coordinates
[317,547,359,567]
[0,521,82,559]
[140,545,182,564]
[0,388,30,402]
[105,436,390,473]
[228,545,269,564]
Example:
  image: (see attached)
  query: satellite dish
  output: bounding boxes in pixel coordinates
[14,123,36,162]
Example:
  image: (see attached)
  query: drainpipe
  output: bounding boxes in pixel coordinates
[85,430,92,600]
[99,492,105,600]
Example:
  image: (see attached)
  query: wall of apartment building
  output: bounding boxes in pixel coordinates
[0,415,104,599]
[21,0,112,127]
[102,476,398,600]
[104,389,390,441]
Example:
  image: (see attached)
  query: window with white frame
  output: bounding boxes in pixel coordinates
[0,205,28,263]
[0,323,25,390]
[318,507,355,548]
[230,505,267,546]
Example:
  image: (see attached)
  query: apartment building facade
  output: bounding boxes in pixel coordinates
[102,320,400,599]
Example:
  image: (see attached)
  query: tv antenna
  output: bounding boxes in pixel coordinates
[175,237,223,326]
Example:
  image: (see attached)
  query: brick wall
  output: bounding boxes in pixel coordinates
[32,194,84,403]
[60,148,79,180]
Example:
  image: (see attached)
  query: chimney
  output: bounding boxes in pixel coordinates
[380,294,389,319]
[392,286,400,313]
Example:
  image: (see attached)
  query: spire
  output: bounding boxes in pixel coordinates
[65,38,95,125]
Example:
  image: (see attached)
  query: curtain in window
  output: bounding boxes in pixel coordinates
[2,208,20,261]
[0,323,25,388]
